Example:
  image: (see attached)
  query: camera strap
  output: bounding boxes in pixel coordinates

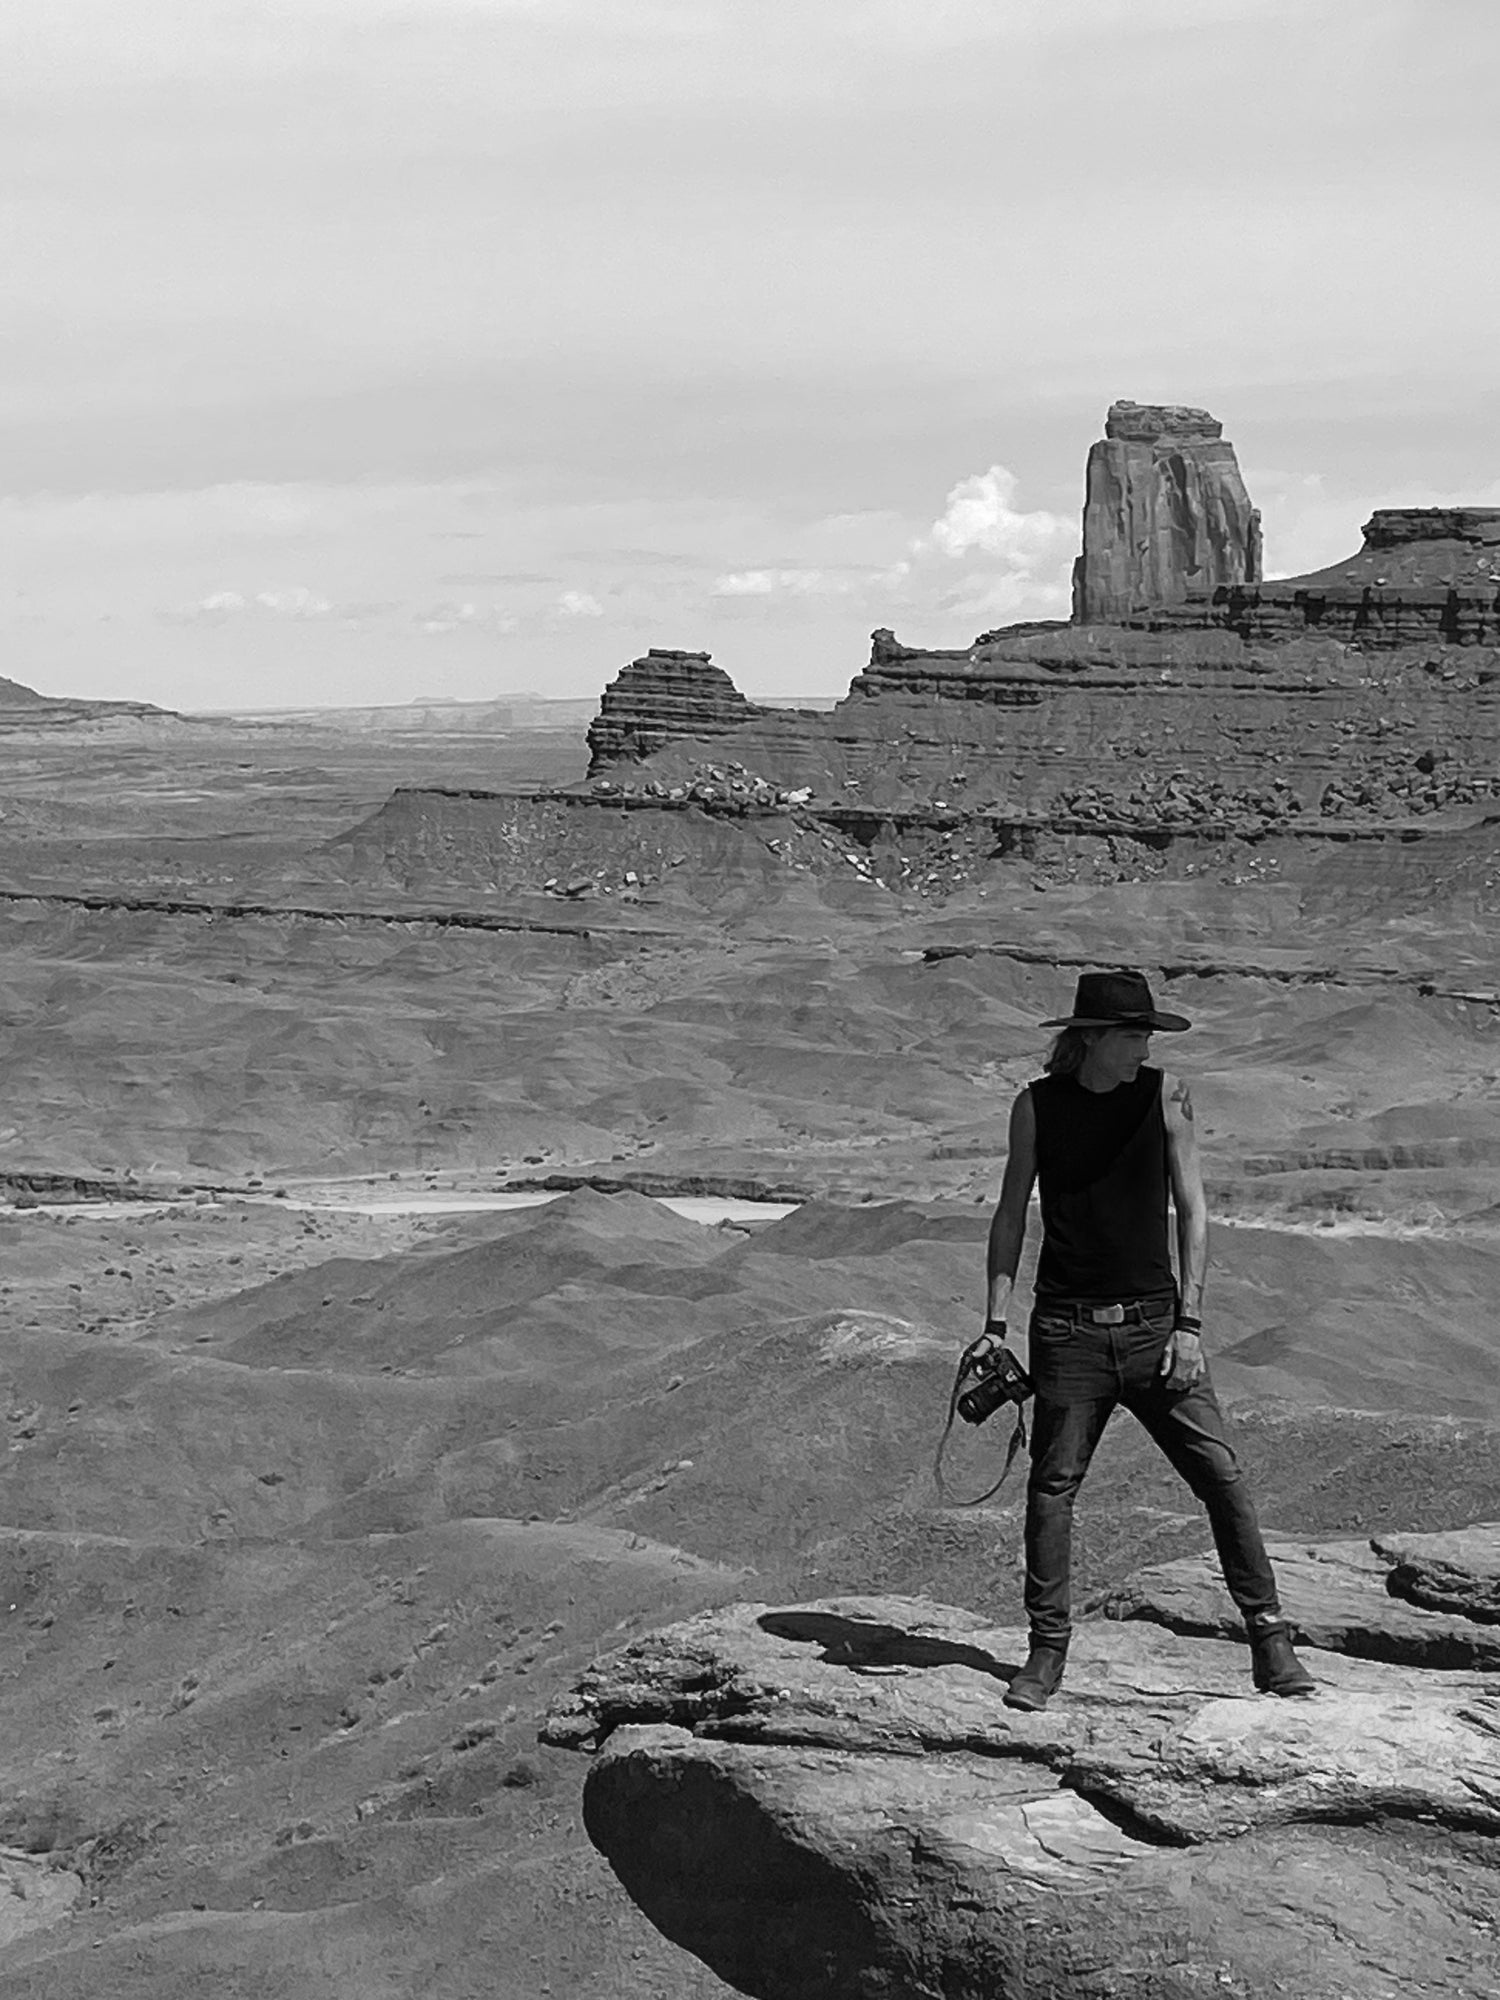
[932,1342,1030,1508]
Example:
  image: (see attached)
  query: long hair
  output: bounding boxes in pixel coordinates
[1044,1026,1097,1077]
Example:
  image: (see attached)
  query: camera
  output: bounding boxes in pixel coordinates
[934,1325,1036,1506]
[957,1336,1034,1426]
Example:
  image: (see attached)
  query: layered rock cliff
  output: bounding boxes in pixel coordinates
[544,1527,1500,2000]
[362,403,1500,898]
[1071,399,1262,623]
[575,420,1496,841]
[746,616,1500,831]
[0,668,173,732]
[1150,506,1500,648]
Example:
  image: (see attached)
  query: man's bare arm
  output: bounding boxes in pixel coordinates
[1161,1072,1208,1384]
[986,1088,1037,1325]
[1164,1072,1208,1313]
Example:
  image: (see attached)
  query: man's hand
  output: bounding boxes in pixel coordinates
[967,1317,1006,1364]
[1160,1326,1205,1390]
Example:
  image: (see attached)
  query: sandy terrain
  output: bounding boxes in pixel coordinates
[0,715,1495,1995]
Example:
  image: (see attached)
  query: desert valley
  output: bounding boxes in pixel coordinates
[0,403,1497,1998]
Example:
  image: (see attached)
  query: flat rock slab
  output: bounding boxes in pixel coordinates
[0,1849,83,1948]
[1093,1527,1500,1667]
[544,1592,1500,1999]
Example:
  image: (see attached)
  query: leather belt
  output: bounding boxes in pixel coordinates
[1044,1295,1175,1327]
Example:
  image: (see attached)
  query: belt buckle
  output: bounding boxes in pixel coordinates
[1090,1303,1126,1325]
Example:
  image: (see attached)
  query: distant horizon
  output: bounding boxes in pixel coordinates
[183,686,846,719]
[2,678,844,719]
[6,1,1496,712]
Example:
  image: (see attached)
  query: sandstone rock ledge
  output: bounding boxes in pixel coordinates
[543,1528,1500,1999]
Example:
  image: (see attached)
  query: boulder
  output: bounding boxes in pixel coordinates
[1071,399,1262,623]
[544,1536,1500,1998]
[1374,1524,1500,1624]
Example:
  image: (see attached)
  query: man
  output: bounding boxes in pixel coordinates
[985,968,1314,1712]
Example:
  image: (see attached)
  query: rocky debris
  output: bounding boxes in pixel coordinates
[1056,772,1304,837]
[1056,758,1494,834]
[544,1555,1500,2000]
[1072,398,1262,623]
[873,817,1001,898]
[586,650,772,772]
[351,763,1499,910]
[1317,747,1491,819]
[588,759,806,816]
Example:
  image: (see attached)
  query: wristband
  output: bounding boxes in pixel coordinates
[984,1315,1008,1337]
[1174,1315,1203,1334]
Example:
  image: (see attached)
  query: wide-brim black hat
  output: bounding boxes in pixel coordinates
[1040,969,1190,1032]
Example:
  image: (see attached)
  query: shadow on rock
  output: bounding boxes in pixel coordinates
[757,1608,1017,1680]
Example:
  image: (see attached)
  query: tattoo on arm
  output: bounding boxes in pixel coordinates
[1170,1078,1195,1125]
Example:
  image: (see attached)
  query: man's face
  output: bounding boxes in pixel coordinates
[1089,1024,1153,1082]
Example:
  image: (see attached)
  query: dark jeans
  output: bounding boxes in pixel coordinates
[1024,1299,1281,1646]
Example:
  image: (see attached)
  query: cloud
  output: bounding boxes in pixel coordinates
[555,589,604,617]
[701,472,1079,632]
[255,586,334,617]
[160,584,526,639]
[888,463,1079,628]
[710,555,917,598]
[412,600,519,634]
[915,464,1075,567]
[163,585,336,623]
[712,568,845,597]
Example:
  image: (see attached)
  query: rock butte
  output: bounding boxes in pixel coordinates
[354,400,1500,896]
[585,649,776,770]
[1072,397,1263,623]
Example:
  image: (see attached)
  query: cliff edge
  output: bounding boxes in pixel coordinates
[544,1525,1500,1999]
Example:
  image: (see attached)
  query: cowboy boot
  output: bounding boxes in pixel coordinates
[1247,1615,1316,1697]
[1003,1637,1069,1712]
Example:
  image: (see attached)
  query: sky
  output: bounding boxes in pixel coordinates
[4,0,1498,712]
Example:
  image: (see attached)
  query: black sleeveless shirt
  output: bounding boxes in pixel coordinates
[1029,1066,1173,1302]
